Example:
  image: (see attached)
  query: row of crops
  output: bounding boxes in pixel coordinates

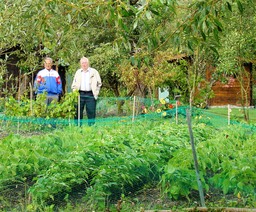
[0,117,255,211]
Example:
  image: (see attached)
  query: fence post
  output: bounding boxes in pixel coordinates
[228,104,231,125]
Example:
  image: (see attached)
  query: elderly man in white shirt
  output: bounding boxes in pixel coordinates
[71,56,102,126]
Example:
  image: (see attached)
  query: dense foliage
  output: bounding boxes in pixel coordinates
[0,119,255,211]
[1,0,255,104]
[1,1,256,210]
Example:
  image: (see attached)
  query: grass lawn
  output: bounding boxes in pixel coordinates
[206,107,256,124]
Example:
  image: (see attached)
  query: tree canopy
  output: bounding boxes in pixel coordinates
[0,0,255,101]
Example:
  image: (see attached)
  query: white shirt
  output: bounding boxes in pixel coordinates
[80,70,92,91]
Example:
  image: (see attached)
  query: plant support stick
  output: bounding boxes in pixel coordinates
[186,108,206,207]
[78,94,80,126]
[176,100,178,124]
[228,104,231,125]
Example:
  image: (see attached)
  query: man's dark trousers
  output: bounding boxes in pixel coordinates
[75,91,96,126]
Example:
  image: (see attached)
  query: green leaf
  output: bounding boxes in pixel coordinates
[133,20,138,30]
[120,8,131,17]
[150,9,159,16]
[226,2,232,12]
[144,56,150,66]
[202,20,207,32]
[96,6,100,14]
[210,46,219,56]
[200,30,206,41]
[213,28,219,42]
[187,40,193,51]
[236,0,244,13]
[166,164,176,174]
[145,11,152,20]
[214,18,223,31]
[130,56,136,66]
[67,14,71,23]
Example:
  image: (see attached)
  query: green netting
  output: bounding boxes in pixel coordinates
[0,109,185,131]
[1,97,256,135]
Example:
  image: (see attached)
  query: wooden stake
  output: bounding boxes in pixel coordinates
[186,109,206,207]
[176,101,178,124]
[228,104,231,125]
[78,94,80,126]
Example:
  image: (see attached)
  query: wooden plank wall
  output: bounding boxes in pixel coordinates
[208,64,252,106]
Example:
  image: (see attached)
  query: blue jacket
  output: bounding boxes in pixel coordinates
[34,69,62,95]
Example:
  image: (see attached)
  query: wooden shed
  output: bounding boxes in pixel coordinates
[166,54,254,107]
[206,63,253,107]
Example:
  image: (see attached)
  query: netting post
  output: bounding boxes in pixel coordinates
[228,104,231,125]
[78,94,80,126]
[132,96,136,122]
[186,108,206,208]
[174,95,181,124]
[176,100,178,124]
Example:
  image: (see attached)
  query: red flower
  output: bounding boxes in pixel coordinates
[168,104,174,109]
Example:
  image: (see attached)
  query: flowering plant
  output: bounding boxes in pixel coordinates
[141,98,180,118]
